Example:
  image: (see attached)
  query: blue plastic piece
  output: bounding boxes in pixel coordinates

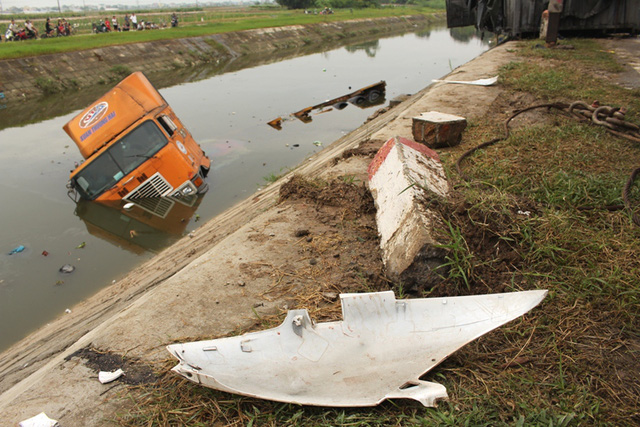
[8,245,25,255]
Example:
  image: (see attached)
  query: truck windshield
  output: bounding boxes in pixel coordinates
[73,120,168,200]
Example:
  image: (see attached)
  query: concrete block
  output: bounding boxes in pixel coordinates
[368,136,449,290]
[412,111,467,148]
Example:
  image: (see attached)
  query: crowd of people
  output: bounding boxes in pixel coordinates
[94,13,178,33]
[5,18,38,41]
[4,17,73,41]
[3,12,179,42]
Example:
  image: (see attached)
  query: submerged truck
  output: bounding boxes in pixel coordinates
[64,72,210,202]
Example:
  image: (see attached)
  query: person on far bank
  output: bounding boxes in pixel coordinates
[104,17,111,32]
[131,13,138,30]
[45,17,54,37]
[25,19,38,38]
[6,19,19,40]
[112,15,119,31]
[123,14,130,31]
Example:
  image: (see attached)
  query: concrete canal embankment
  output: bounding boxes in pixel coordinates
[0,15,437,99]
[0,35,516,425]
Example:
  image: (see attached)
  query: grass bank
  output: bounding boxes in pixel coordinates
[110,38,640,426]
[0,6,440,60]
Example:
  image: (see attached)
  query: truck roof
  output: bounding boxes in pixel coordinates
[63,72,167,159]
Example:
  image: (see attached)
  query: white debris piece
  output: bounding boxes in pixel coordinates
[98,368,124,384]
[432,76,498,86]
[168,290,547,407]
[19,412,59,427]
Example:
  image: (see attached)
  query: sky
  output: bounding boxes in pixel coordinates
[1,1,205,9]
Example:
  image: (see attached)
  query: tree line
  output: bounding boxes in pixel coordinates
[275,0,444,10]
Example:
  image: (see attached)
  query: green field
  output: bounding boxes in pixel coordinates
[0,6,440,60]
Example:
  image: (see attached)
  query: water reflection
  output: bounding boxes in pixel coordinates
[344,40,380,57]
[74,195,202,254]
[449,26,482,42]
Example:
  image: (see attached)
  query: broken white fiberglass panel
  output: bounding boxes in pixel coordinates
[167,290,547,407]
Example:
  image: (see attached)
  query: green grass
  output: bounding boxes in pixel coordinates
[109,64,132,80]
[435,220,474,290]
[262,171,283,184]
[0,6,439,60]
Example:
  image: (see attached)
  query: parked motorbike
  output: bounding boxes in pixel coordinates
[11,29,37,41]
[41,29,56,38]
[92,22,108,33]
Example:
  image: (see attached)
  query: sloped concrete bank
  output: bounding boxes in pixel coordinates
[0,39,516,425]
[0,15,438,100]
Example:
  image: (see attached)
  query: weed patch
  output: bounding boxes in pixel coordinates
[109,64,132,80]
[34,77,61,95]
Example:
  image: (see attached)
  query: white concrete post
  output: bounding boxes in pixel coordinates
[368,136,450,290]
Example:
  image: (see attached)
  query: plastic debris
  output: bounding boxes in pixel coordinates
[18,412,59,427]
[42,250,49,256]
[8,245,25,255]
[313,141,322,146]
[123,202,135,210]
[432,76,498,86]
[76,242,86,249]
[168,290,547,407]
[59,264,75,274]
[65,309,71,314]
[98,368,124,384]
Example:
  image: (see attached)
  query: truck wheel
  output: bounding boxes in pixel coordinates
[367,90,381,103]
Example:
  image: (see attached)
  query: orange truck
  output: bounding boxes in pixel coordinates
[64,72,210,201]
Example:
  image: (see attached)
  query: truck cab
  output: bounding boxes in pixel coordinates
[64,72,210,202]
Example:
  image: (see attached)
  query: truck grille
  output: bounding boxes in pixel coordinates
[124,173,173,200]
[132,197,174,218]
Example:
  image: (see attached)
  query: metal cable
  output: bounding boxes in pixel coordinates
[456,101,640,226]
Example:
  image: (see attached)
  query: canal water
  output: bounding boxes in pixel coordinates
[0,25,490,352]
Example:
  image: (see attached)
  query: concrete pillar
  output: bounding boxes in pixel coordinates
[411,111,467,148]
[368,136,449,291]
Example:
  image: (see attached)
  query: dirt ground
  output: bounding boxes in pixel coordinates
[1,37,639,425]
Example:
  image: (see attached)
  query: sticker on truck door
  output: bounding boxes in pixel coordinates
[79,102,109,129]
[176,140,188,154]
